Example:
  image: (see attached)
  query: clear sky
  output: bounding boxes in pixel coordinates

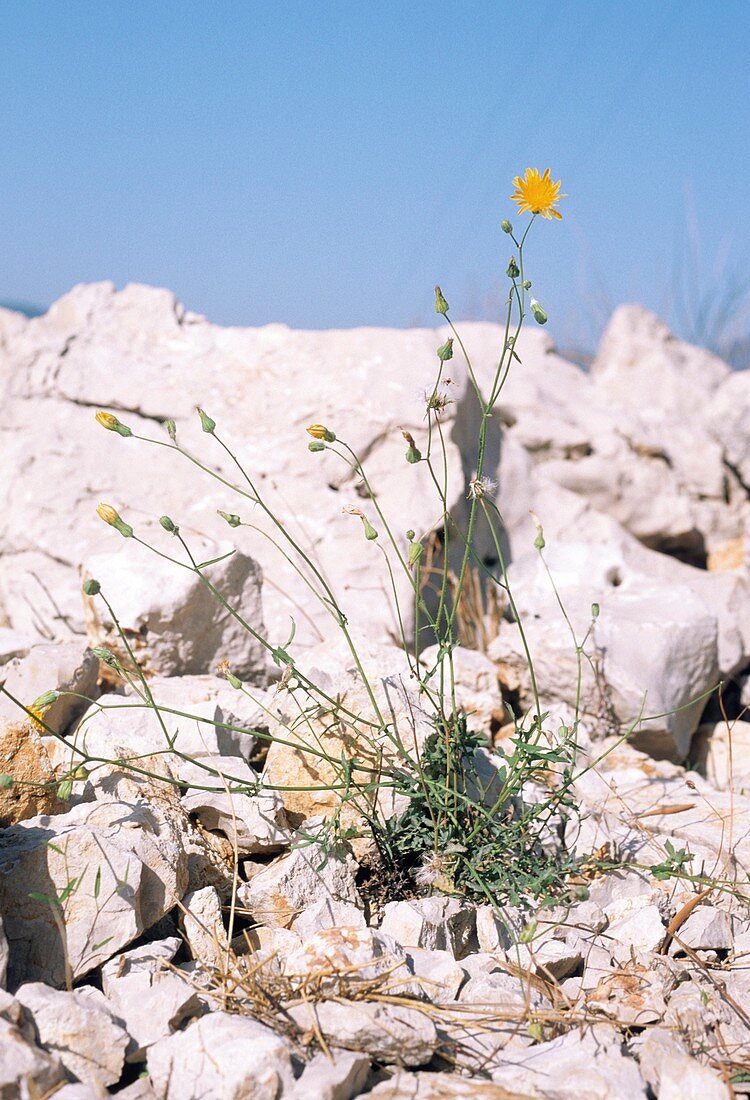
[1,1,748,354]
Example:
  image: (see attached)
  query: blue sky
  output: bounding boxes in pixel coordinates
[1,1,748,352]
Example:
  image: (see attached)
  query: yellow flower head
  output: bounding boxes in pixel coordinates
[511,168,565,220]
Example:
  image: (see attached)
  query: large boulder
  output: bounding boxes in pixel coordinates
[0,283,480,652]
[489,537,720,761]
[83,540,270,681]
[0,784,189,989]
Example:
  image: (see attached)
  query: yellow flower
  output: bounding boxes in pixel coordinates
[510,168,565,220]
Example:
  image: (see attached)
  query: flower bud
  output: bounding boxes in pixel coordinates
[530,298,548,325]
[500,219,513,234]
[31,690,59,711]
[95,410,132,437]
[306,424,336,442]
[217,510,241,528]
[406,529,415,541]
[96,503,133,538]
[506,257,520,279]
[308,440,325,452]
[82,578,101,596]
[437,337,454,362]
[92,646,118,667]
[164,418,177,441]
[591,602,600,619]
[434,286,449,315]
[0,775,13,790]
[57,779,73,801]
[196,407,216,433]
[160,515,179,534]
[523,279,532,290]
[408,539,424,567]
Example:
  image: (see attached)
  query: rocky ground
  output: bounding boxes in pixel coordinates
[0,285,749,1097]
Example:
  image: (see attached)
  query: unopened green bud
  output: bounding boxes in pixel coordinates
[308,440,325,453]
[160,515,179,534]
[523,279,532,290]
[31,690,59,711]
[0,774,13,790]
[434,286,449,315]
[437,337,454,362]
[164,418,177,441]
[218,510,241,528]
[82,578,101,597]
[506,257,520,279]
[408,540,424,567]
[406,529,415,541]
[591,602,600,619]
[92,646,118,667]
[196,407,216,433]
[530,298,548,325]
[534,526,545,550]
[500,220,513,234]
[57,779,73,801]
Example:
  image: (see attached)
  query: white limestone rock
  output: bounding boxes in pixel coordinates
[74,687,292,855]
[240,838,362,929]
[0,642,99,734]
[0,282,478,651]
[147,1011,295,1099]
[291,1050,370,1100]
[83,538,270,681]
[691,719,750,794]
[15,981,129,1092]
[379,897,477,959]
[0,791,188,989]
[179,885,229,971]
[284,926,415,995]
[490,1023,647,1098]
[101,938,202,1061]
[670,905,733,954]
[489,538,720,761]
[289,999,437,1066]
[290,898,366,938]
[0,1012,67,1099]
[591,305,729,425]
[636,1027,727,1099]
[405,947,466,1001]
